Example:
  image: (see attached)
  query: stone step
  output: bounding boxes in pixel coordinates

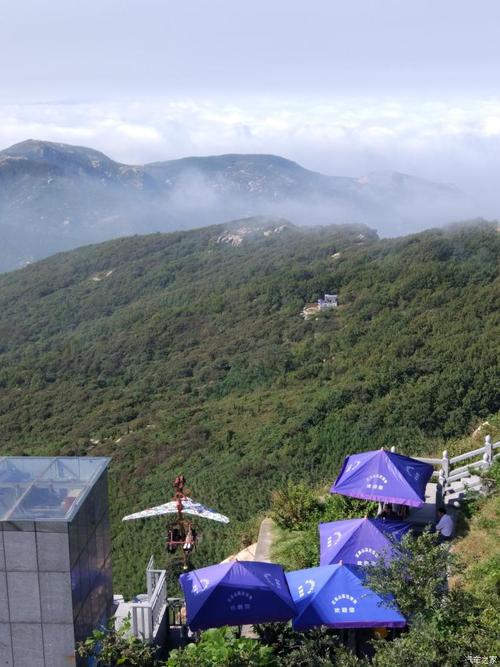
[445,476,484,507]
[447,469,471,482]
[446,475,482,493]
[454,478,480,488]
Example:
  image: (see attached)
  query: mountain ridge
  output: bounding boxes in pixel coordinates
[0,139,468,273]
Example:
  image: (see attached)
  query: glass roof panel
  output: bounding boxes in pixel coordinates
[0,457,110,522]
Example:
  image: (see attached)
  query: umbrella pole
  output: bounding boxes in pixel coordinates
[347,628,357,654]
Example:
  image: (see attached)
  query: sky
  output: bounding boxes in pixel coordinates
[1,0,499,214]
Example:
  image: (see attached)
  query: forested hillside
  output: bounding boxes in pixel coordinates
[0,218,498,596]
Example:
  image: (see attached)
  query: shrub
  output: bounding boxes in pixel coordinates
[365,530,454,619]
[272,527,320,570]
[255,624,365,667]
[319,494,377,523]
[366,530,500,665]
[76,617,159,666]
[483,458,500,488]
[166,628,275,667]
[271,482,321,530]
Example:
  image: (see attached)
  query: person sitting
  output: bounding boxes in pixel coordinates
[182,527,196,570]
[435,507,454,543]
[183,527,195,553]
[395,504,409,519]
[378,503,396,520]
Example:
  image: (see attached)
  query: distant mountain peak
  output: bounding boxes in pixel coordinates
[1,139,116,167]
[148,153,305,170]
[0,139,472,273]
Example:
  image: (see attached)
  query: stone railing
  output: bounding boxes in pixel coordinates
[392,435,500,494]
[433,435,499,492]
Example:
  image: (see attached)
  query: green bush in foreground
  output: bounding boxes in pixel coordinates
[166,628,275,667]
[271,482,321,531]
[271,485,377,570]
[255,624,364,667]
[77,617,159,666]
[366,531,500,666]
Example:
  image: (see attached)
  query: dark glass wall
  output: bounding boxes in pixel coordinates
[69,470,113,644]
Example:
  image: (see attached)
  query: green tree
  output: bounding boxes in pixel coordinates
[166,628,275,667]
[371,589,497,667]
[366,531,500,666]
[271,482,321,530]
[365,530,452,619]
[255,624,365,667]
[76,617,159,666]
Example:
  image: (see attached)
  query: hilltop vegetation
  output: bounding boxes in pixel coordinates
[0,219,498,595]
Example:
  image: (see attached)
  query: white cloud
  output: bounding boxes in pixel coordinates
[482,116,500,136]
[0,95,499,215]
[114,123,162,142]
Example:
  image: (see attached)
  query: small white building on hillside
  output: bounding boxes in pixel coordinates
[301,293,339,319]
[318,294,338,310]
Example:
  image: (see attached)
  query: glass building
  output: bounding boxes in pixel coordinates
[0,456,113,667]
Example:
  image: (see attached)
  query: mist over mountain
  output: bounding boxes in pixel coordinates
[0,139,470,273]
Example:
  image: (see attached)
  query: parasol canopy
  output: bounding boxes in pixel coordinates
[319,517,412,567]
[122,497,230,523]
[286,562,406,630]
[330,449,434,508]
[179,560,296,630]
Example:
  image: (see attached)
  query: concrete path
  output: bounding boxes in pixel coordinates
[241,518,275,638]
[254,518,275,563]
[220,542,257,563]
[114,594,148,633]
[408,482,438,527]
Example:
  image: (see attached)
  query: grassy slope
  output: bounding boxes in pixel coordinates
[452,416,500,598]
[0,220,498,596]
[455,491,500,587]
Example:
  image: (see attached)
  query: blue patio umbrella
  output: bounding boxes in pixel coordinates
[179,560,296,631]
[331,449,434,507]
[286,563,406,630]
[319,517,412,566]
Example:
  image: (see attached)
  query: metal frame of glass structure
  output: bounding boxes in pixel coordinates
[0,456,110,522]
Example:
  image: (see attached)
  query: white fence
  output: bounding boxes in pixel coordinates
[146,555,164,599]
[131,556,168,642]
[392,435,500,493]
